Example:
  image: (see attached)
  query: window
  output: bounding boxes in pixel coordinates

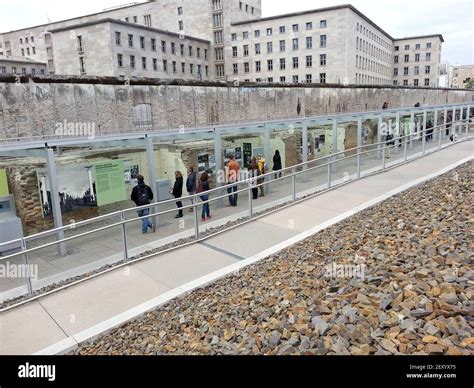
[403,79,408,86]
[255,61,261,72]
[404,45,410,50]
[180,44,185,56]
[426,52,431,61]
[117,54,123,67]
[404,67,409,75]
[426,43,432,48]
[163,60,168,72]
[414,66,419,75]
[267,42,273,53]
[79,57,86,74]
[213,14,222,28]
[215,47,224,61]
[292,57,299,69]
[133,16,138,23]
[394,55,399,63]
[292,24,299,32]
[178,6,183,15]
[279,40,285,52]
[320,54,326,66]
[415,53,420,62]
[414,79,419,86]
[280,58,286,70]
[244,62,250,73]
[153,58,158,71]
[293,75,299,83]
[189,45,193,56]
[31,68,36,75]
[115,32,121,46]
[279,26,285,34]
[32,47,36,54]
[393,80,398,86]
[306,22,313,30]
[197,47,201,58]
[181,62,186,73]
[424,78,430,86]
[128,34,134,47]
[231,33,237,41]
[394,46,399,51]
[292,38,299,51]
[171,42,176,54]
[320,35,326,48]
[144,15,152,27]
[267,28,273,36]
[77,35,84,52]
[267,59,273,71]
[320,20,327,28]
[205,49,208,60]
[306,36,312,49]
[255,43,261,55]
[243,31,249,39]
[280,76,286,83]
[255,30,260,38]
[140,36,145,49]
[12,67,16,74]
[232,46,238,57]
[425,65,430,74]
[404,54,409,63]
[306,55,312,67]
[130,55,135,69]
[214,31,223,44]
[174,62,178,73]
[306,74,312,83]
[268,77,273,83]
[21,48,24,56]
[142,57,147,70]
[179,21,184,30]
[415,44,420,49]
[320,73,326,83]
[233,63,238,75]
[243,45,249,56]
[27,47,30,55]
[162,41,166,53]
[393,68,398,76]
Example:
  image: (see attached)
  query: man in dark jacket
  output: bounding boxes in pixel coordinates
[172,171,184,218]
[186,166,197,212]
[131,175,155,234]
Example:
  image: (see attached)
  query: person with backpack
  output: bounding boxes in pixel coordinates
[186,166,197,212]
[198,172,211,221]
[131,175,155,234]
[172,171,184,218]
[256,155,267,197]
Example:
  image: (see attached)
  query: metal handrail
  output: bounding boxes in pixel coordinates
[0,117,470,249]
[0,118,471,260]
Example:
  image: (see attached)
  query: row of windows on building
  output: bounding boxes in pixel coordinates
[238,73,328,84]
[239,2,257,15]
[232,35,327,56]
[0,66,45,75]
[395,43,432,51]
[114,32,209,59]
[355,73,391,85]
[356,22,391,51]
[394,53,432,63]
[116,54,209,76]
[393,79,432,87]
[393,65,431,76]
[356,55,391,76]
[120,14,153,27]
[18,36,35,45]
[231,20,328,41]
[20,46,36,56]
[356,37,391,63]
[232,55,328,74]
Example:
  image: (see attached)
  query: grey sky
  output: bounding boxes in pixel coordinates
[1,0,472,64]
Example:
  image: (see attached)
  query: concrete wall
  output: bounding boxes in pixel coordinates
[0,80,473,139]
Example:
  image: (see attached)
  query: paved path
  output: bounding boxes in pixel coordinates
[0,138,472,355]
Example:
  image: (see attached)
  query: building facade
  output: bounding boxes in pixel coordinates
[0,55,47,76]
[449,64,474,89]
[392,35,444,87]
[0,1,445,86]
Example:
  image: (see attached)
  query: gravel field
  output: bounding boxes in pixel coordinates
[69,161,472,355]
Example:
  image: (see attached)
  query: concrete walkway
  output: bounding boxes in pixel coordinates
[0,139,472,355]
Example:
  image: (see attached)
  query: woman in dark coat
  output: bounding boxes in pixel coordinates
[199,172,211,221]
[172,171,184,218]
[272,150,282,178]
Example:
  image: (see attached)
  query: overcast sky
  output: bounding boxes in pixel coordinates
[1,0,472,64]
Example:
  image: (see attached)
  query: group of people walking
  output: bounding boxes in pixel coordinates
[131,150,283,232]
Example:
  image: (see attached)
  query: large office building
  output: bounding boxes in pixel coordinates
[0,1,444,86]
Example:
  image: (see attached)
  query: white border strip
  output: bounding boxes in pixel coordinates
[34,153,473,355]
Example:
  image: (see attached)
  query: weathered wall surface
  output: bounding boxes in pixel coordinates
[1,80,473,139]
